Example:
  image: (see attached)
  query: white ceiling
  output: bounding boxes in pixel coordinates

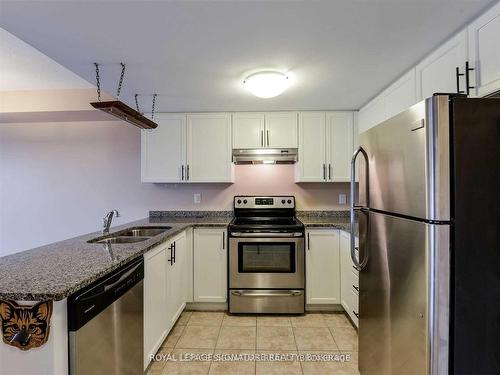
[0,28,91,91]
[0,0,495,111]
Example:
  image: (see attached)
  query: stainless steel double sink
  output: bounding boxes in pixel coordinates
[87,226,171,244]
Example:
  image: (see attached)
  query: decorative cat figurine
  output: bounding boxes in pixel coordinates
[0,300,53,350]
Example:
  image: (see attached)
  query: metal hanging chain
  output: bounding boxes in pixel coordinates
[94,63,101,102]
[116,63,126,98]
[134,94,141,113]
[151,94,157,119]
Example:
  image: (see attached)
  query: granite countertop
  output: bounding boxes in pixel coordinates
[297,211,357,234]
[0,213,231,302]
[0,210,357,302]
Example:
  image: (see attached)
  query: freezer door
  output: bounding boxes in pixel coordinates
[358,95,450,221]
[358,211,449,375]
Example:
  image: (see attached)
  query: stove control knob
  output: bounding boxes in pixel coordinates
[287,199,292,204]
[281,199,286,204]
[243,199,248,204]
[237,199,242,204]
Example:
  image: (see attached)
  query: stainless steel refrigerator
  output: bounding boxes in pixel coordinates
[350,94,500,375]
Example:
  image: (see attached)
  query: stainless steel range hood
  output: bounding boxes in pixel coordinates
[232,148,298,164]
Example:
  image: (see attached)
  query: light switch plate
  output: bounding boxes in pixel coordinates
[339,194,347,205]
[194,193,201,204]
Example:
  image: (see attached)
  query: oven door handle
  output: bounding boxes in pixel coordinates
[230,232,303,238]
[231,291,303,297]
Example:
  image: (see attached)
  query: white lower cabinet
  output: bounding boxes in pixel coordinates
[193,228,227,302]
[144,243,169,369]
[166,231,188,330]
[144,229,190,369]
[306,229,341,304]
[340,230,359,327]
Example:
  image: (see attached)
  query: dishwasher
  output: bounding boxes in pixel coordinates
[68,257,144,375]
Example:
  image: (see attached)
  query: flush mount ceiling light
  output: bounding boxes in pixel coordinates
[243,71,291,98]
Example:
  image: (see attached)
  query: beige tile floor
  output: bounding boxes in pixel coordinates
[147,311,359,375]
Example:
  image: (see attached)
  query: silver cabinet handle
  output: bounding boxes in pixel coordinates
[323,164,326,180]
[230,232,303,238]
[329,164,332,180]
[266,129,270,146]
[352,285,359,292]
[307,232,310,250]
[181,165,184,181]
[186,164,190,181]
[351,147,369,270]
[261,130,264,147]
[353,310,359,319]
[231,291,302,298]
[222,232,225,250]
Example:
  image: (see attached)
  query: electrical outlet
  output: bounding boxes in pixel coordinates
[339,194,347,205]
[193,193,201,204]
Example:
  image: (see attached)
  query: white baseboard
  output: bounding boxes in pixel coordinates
[185,302,228,311]
[305,304,344,312]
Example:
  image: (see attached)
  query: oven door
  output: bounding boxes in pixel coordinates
[229,236,304,289]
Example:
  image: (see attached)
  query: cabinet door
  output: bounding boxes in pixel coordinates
[296,112,326,182]
[339,231,352,312]
[306,229,341,304]
[416,30,468,100]
[141,114,186,182]
[383,69,417,119]
[468,2,500,97]
[353,112,360,183]
[359,95,385,133]
[144,245,168,368]
[265,112,298,148]
[193,228,227,302]
[186,113,233,182]
[233,112,265,148]
[326,112,354,182]
[166,232,187,330]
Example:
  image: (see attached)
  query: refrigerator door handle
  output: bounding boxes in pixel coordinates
[350,146,369,270]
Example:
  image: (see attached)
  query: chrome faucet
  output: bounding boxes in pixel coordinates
[102,209,120,234]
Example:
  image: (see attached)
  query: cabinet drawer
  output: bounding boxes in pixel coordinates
[345,289,359,327]
[347,267,359,294]
[350,290,359,326]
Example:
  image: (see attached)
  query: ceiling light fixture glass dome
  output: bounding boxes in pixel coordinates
[243,71,291,98]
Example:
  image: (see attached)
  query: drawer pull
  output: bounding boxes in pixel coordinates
[353,310,359,319]
[352,285,359,292]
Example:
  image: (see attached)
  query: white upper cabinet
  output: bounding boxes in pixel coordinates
[232,111,298,149]
[358,95,385,134]
[141,113,186,183]
[297,112,326,182]
[296,111,355,183]
[326,112,354,182]
[232,112,265,148]
[468,2,500,97]
[359,69,417,134]
[416,30,468,101]
[384,69,417,119]
[186,113,233,183]
[265,112,298,148]
[353,112,359,183]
